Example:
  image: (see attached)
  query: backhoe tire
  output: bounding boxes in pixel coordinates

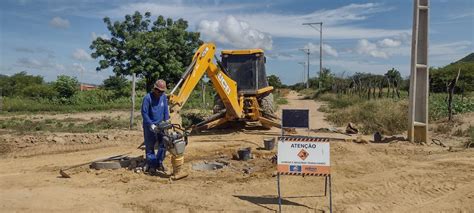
[213,94,225,114]
[259,93,275,115]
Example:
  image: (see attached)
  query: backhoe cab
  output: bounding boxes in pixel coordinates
[217,49,275,115]
[169,43,280,131]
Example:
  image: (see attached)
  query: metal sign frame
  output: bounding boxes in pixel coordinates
[277,109,332,213]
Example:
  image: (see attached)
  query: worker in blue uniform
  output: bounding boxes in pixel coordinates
[141,79,169,174]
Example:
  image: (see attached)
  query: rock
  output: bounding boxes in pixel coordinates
[52,137,65,145]
[46,136,54,142]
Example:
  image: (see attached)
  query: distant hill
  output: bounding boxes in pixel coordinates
[455,52,474,63]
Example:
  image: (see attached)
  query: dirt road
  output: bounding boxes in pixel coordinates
[1,91,473,212]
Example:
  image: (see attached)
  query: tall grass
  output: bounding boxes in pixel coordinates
[320,94,407,134]
[317,92,474,135]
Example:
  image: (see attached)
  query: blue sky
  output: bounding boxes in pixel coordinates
[1,0,473,85]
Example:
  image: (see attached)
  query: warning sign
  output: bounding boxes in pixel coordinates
[277,137,330,175]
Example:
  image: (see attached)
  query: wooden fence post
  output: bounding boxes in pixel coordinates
[130,73,136,129]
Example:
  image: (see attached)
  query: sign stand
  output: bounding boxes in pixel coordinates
[277,109,332,213]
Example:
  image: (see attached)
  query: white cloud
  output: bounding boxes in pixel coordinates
[266,52,295,61]
[14,47,55,58]
[91,32,109,40]
[325,59,410,76]
[429,41,472,56]
[378,38,401,48]
[356,39,388,59]
[16,57,65,71]
[448,11,474,20]
[429,41,472,66]
[198,15,273,50]
[72,48,92,61]
[323,44,339,57]
[97,2,408,40]
[236,3,407,40]
[49,16,70,28]
[303,42,339,57]
[72,63,86,74]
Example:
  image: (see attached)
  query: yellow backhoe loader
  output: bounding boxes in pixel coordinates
[168,42,280,131]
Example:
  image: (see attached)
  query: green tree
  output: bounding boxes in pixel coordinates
[21,84,58,99]
[319,67,334,91]
[267,75,283,88]
[54,75,79,99]
[430,62,474,93]
[0,71,44,97]
[385,68,402,83]
[102,75,130,97]
[90,11,202,92]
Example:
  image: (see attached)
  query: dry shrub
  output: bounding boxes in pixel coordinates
[326,99,408,135]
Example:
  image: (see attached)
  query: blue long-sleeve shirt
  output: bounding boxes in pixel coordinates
[141,92,170,127]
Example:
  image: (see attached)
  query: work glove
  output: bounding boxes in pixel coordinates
[150,124,157,132]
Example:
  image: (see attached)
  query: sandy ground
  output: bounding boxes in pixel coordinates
[0,91,473,212]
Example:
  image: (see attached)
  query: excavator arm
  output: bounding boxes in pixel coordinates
[169,43,244,124]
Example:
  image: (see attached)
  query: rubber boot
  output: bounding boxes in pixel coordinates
[171,154,188,180]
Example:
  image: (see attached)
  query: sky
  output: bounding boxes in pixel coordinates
[0,0,473,85]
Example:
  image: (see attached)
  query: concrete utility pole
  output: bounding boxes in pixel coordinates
[408,0,429,143]
[298,62,306,85]
[303,22,323,90]
[299,48,310,88]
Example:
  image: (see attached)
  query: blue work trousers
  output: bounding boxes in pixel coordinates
[143,128,166,169]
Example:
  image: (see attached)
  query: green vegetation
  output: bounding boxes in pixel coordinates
[318,92,473,135]
[290,53,474,135]
[429,93,474,120]
[90,11,202,91]
[274,89,289,105]
[430,62,474,93]
[0,116,130,133]
[0,71,148,113]
[54,75,79,100]
[319,93,408,134]
[268,75,287,89]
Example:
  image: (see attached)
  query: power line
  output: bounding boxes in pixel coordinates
[299,48,310,88]
[303,22,323,90]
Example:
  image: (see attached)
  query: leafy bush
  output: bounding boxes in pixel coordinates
[268,75,285,88]
[20,84,58,99]
[71,89,116,105]
[0,72,45,97]
[54,75,79,100]
[102,75,131,97]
